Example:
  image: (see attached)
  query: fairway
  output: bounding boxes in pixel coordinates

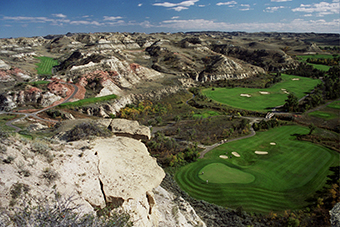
[328,100,340,109]
[175,125,339,213]
[35,56,59,75]
[202,74,320,112]
[308,110,338,120]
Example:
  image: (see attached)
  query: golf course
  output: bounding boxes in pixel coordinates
[175,125,339,213]
[202,74,321,112]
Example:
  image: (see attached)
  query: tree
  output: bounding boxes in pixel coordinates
[284,94,299,112]
[308,123,316,135]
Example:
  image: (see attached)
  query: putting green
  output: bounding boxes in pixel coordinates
[199,163,255,184]
[175,125,339,213]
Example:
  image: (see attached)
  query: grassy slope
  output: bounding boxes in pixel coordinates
[175,125,339,213]
[58,94,118,108]
[202,74,320,112]
[35,56,59,75]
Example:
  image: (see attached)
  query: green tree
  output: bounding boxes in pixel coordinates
[284,94,299,112]
[308,123,316,135]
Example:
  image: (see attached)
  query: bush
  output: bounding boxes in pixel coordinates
[64,122,112,142]
[41,168,59,185]
[1,193,132,227]
[32,141,54,163]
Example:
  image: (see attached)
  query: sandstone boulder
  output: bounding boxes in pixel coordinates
[108,118,151,140]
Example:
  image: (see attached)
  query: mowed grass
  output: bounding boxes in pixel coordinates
[297,54,336,71]
[328,100,340,109]
[192,110,220,119]
[175,125,339,213]
[58,94,118,108]
[199,163,255,184]
[35,56,59,75]
[202,74,320,112]
[308,110,338,120]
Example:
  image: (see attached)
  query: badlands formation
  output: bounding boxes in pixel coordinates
[0,119,205,227]
[0,31,339,226]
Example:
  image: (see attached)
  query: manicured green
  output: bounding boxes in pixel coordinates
[35,56,59,75]
[308,111,338,120]
[202,74,320,112]
[58,94,118,108]
[327,100,340,109]
[29,80,50,86]
[175,126,339,213]
[199,163,255,184]
[297,54,336,71]
[192,110,220,119]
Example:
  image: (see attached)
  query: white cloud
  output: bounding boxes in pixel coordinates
[103,16,123,21]
[304,14,313,17]
[240,4,251,11]
[216,1,237,6]
[153,0,199,11]
[264,6,285,13]
[171,16,180,19]
[52,14,67,18]
[292,1,340,17]
[198,5,205,7]
[138,3,142,7]
[173,6,188,11]
[158,18,340,33]
[271,0,291,2]
[70,20,103,26]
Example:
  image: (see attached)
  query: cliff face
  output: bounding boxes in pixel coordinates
[0,119,205,227]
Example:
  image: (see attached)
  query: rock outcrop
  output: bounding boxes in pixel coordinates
[0,119,172,227]
[108,118,151,140]
[197,55,265,82]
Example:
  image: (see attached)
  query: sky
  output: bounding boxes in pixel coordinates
[0,0,339,38]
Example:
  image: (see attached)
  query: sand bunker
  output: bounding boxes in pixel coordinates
[255,151,268,155]
[232,152,240,157]
[270,142,276,145]
[292,78,300,81]
[219,155,229,159]
[281,88,286,91]
[259,91,270,95]
[240,94,251,97]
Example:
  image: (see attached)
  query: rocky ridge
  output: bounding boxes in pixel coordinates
[0,119,206,227]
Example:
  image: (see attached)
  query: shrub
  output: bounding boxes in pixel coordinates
[41,168,59,185]
[32,141,54,163]
[64,122,112,142]
[1,193,132,227]
[3,156,15,164]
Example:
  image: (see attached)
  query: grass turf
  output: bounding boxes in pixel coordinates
[58,94,118,108]
[202,74,320,112]
[297,54,337,71]
[175,125,339,213]
[308,110,338,120]
[199,163,255,184]
[35,56,59,75]
[327,100,340,109]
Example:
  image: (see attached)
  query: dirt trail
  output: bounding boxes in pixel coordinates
[2,82,79,132]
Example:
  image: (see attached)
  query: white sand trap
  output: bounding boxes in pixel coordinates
[292,78,300,81]
[219,155,228,159]
[255,151,268,155]
[281,88,286,91]
[270,142,276,145]
[284,91,289,94]
[240,94,251,97]
[259,91,270,95]
[232,152,240,157]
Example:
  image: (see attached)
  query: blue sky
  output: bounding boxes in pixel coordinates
[0,0,339,38]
